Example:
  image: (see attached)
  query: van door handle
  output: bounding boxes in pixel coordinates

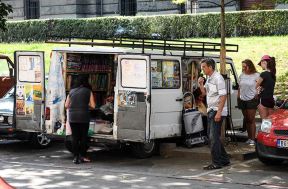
[176,98,183,102]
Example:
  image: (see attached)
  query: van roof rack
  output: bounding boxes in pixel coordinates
[45,36,238,57]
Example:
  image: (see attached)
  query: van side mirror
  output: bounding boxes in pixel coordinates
[9,68,13,77]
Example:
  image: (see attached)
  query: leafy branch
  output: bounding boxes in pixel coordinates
[0,1,13,31]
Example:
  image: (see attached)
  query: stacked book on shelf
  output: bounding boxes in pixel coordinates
[66,54,112,72]
[81,55,112,72]
[66,74,108,92]
[89,74,108,91]
[67,54,82,71]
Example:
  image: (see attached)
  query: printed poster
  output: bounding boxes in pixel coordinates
[121,59,147,88]
[152,72,162,88]
[33,85,42,101]
[16,85,25,115]
[18,56,41,83]
[25,84,34,115]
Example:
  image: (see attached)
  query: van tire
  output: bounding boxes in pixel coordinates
[131,141,158,159]
[30,133,51,149]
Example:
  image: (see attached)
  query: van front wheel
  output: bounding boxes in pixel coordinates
[130,141,157,159]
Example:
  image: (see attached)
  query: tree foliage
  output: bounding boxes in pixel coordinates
[0,1,12,31]
[171,0,186,4]
[276,0,288,3]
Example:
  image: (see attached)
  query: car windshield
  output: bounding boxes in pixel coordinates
[3,88,14,99]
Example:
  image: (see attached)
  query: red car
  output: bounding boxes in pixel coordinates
[256,100,288,165]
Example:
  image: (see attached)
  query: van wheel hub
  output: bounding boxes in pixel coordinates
[36,133,51,146]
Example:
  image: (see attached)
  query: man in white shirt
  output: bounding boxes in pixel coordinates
[198,58,230,170]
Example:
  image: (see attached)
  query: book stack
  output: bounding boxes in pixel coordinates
[67,54,82,71]
[89,74,108,91]
[81,55,112,72]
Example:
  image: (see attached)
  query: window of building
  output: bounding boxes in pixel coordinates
[178,3,186,14]
[151,60,181,89]
[24,0,40,19]
[120,0,137,16]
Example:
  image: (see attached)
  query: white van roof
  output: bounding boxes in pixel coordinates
[52,46,126,54]
[52,46,233,63]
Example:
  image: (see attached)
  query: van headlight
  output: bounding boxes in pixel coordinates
[7,116,13,125]
[260,119,272,133]
[0,116,4,123]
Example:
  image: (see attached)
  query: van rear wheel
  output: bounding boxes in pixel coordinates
[30,133,51,148]
[131,141,157,159]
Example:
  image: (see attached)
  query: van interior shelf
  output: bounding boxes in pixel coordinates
[65,70,111,74]
[45,36,239,57]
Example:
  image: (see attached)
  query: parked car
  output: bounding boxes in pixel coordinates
[0,87,51,148]
[0,88,14,130]
[256,99,288,165]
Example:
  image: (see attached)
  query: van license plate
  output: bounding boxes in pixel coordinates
[277,140,288,148]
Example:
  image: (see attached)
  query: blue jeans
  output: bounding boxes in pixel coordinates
[207,110,230,166]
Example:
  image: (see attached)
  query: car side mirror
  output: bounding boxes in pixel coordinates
[9,68,13,77]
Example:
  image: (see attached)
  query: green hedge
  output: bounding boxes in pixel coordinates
[1,10,288,42]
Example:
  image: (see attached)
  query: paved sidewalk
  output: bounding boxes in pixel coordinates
[160,142,256,161]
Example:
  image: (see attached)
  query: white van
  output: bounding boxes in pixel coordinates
[15,39,243,157]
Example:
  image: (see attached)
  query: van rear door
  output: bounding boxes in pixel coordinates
[14,51,45,132]
[115,55,151,142]
[150,56,183,139]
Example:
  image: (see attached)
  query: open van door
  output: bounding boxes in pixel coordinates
[115,55,151,143]
[149,56,183,139]
[14,51,45,132]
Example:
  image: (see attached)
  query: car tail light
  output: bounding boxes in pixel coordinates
[45,107,50,120]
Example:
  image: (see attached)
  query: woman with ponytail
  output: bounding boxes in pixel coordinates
[256,55,276,119]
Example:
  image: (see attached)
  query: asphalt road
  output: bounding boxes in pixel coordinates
[0,140,287,189]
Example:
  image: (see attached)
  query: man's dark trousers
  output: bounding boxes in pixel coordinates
[207,110,230,167]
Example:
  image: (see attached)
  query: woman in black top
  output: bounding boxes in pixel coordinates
[65,75,96,164]
[256,55,276,119]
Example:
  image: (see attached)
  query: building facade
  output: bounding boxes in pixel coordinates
[3,0,286,20]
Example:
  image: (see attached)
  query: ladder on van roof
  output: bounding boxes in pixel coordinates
[45,36,238,57]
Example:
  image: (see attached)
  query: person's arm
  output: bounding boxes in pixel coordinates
[198,77,206,96]
[215,95,227,122]
[256,77,263,89]
[89,92,96,109]
[215,76,227,122]
[237,74,241,98]
[65,95,70,109]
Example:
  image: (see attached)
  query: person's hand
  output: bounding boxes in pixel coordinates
[198,77,205,86]
[214,111,222,122]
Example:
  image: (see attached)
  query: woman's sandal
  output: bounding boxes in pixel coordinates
[203,164,222,170]
[80,157,91,163]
